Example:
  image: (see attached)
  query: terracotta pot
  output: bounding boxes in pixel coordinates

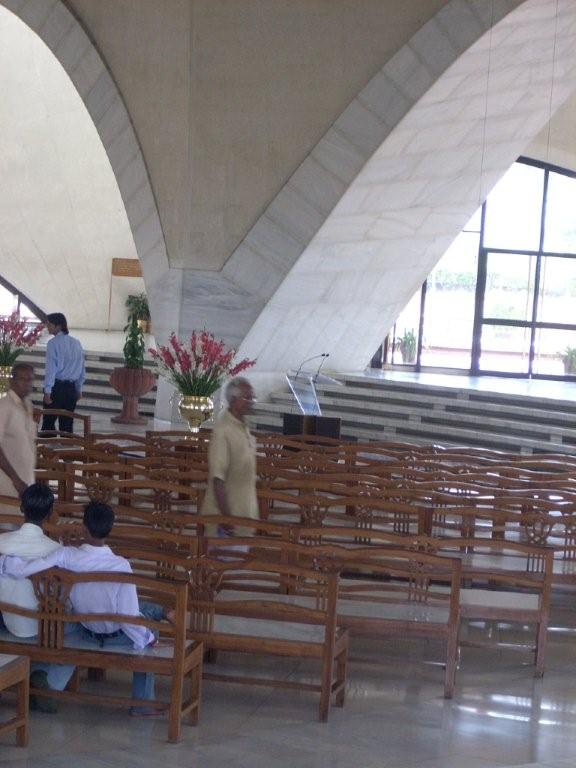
[109,367,155,424]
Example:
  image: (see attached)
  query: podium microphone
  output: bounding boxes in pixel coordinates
[294,353,329,380]
[313,353,330,381]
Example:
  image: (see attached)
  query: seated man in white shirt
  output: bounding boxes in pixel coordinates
[0,501,172,717]
[0,483,75,712]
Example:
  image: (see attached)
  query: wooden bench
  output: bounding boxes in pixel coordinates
[200,535,460,699]
[286,525,553,676]
[0,570,202,742]
[0,655,28,746]
[202,519,552,680]
[186,556,348,721]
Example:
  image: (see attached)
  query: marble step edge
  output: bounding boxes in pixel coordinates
[336,373,576,411]
[18,355,154,376]
[30,384,156,403]
[66,382,156,399]
[22,347,156,364]
[31,396,155,416]
[267,394,576,438]
[313,382,576,419]
[28,373,157,390]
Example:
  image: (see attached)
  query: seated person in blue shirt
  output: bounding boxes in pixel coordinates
[41,312,85,434]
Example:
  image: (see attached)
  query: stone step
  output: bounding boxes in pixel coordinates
[336,373,576,414]
[268,391,576,443]
[255,375,576,455]
[314,382,576,424]
[252,406,575,455]
[19,346,157,419]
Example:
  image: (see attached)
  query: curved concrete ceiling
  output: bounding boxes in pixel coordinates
[241,0,576,375]
[177,0,526,353]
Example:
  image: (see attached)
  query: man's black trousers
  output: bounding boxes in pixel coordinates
[41,380,78,434]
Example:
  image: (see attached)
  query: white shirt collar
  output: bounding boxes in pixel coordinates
[79,543,112,553]
[19,523,46,536]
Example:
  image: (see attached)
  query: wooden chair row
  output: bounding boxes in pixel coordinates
[49,512,552,689]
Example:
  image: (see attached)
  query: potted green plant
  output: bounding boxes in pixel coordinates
[561,346,576,375]
[395,329,417,364]
[109,317,156,423]
[125,293,151,334]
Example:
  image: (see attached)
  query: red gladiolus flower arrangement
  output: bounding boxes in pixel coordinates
[0,313,44,366]
[149,331,255,396]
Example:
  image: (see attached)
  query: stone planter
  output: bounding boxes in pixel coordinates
[109,367,155,424]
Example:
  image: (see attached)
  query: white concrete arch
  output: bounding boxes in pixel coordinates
[178,0,523,349]
[240,0,576,377]
[177,0,576,394]
[0,0,176,335]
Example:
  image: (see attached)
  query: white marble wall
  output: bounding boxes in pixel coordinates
[235,0,576,382]
[176,0,535,388]
[11,0,576,419]
[0,0,180,417]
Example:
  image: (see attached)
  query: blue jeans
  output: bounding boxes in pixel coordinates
[31,661,76,691]
[77,601,163,711]
[0,612,75,691]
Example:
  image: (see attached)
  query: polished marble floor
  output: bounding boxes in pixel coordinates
[1,604,576,768]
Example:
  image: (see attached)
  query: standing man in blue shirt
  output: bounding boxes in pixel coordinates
[41,312,85,434]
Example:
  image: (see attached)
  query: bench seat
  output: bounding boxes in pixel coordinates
[218,587,451,625]
[214,614,326,643]
[0,628,195,659]
[460,589,539,612]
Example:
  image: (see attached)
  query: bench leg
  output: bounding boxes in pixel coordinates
[189,662,202,726]
[16,675,29,747]
[168,667,184,744]
[319,654,335,722]
[444,626,459,699]
[535,621,547,678]
[67,668,81,692]
[335,645,348,708]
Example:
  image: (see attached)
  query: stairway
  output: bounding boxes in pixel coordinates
[253,373,576,455]
[18,347,157,421]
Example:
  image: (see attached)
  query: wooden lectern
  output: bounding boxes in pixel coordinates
[283,369,341,439]
[283,413,341,439]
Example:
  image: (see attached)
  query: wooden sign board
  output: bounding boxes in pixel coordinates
[112,258,142,278]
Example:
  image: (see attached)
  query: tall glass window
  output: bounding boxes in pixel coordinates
[378,157,576,380]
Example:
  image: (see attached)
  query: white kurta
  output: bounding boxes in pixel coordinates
[201,409,258,535]
[0,389,36,498]
[0,523,61,637]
